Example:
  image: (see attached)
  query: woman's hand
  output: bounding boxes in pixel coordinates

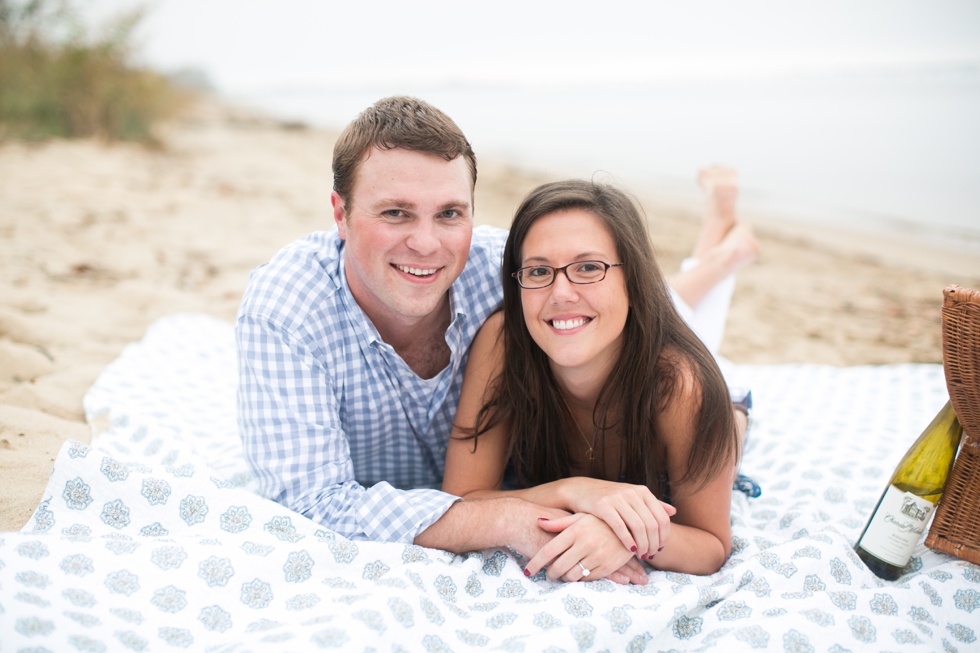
[558,477,676,560]
[523,513,650,583]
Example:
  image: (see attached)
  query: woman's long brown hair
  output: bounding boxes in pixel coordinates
[467,179,739,498]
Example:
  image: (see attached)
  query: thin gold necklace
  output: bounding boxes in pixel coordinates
[558,391,597,462]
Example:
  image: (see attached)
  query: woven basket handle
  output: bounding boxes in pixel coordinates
[942,284,980,445]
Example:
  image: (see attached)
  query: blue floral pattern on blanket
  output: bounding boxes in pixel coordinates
[2,314,979,652]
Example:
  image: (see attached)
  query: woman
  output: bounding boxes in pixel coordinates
[443,176,749,583]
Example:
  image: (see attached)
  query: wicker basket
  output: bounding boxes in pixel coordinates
[925,284,980,564]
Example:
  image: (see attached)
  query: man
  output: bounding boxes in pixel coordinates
[237,96,608,570]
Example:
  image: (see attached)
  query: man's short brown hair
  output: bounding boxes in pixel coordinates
[332,96,477,208]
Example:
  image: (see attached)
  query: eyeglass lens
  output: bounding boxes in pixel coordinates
[518,261,609,288]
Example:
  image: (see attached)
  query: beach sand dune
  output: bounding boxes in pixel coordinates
[2,99,977,531]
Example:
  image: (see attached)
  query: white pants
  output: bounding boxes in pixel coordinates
[669,257,735,357]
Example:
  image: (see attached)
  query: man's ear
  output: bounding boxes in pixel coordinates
[331,191,347,240]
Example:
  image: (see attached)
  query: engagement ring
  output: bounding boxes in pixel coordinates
[578,562,590,577]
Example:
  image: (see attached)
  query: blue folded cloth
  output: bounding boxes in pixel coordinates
[730,388,761,497]
[734,473,762,498]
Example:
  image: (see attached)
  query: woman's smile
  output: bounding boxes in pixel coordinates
[519,208,628,379]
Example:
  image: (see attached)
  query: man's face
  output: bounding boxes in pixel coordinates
[333,147,474,333]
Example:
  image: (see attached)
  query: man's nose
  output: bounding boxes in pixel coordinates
[405,218,439,255]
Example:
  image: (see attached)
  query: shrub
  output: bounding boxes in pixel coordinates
[0,0,187,142]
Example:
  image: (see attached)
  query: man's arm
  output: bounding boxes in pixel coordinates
[237,314,458,543]
[414,496,566,558]
[239,311,579,559]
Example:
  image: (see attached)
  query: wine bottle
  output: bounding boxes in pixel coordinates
[854,399,963,580]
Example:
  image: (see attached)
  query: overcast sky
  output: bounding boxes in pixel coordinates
[74,1,980,245]
[88,0,980,90]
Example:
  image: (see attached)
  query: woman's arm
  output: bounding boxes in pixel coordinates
[442,312,514,497]
[443,313,673,545]
[444,312,577,504]
[644,360,739,575]
[443,313,668,582]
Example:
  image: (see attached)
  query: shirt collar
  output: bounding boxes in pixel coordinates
[336,248,468,353]
[336,252,387,349]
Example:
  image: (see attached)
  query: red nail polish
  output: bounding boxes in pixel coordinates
[538,517,550,522]
[631,545,637,552]
[523,568,531,577]
[658,545,665,552]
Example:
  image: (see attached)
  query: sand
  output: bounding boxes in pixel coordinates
[2,99,977,532]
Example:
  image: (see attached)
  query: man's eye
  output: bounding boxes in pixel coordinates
[383,209,405,218]
[440,210,459,219]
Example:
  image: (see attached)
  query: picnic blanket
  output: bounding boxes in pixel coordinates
[2,313,978,652]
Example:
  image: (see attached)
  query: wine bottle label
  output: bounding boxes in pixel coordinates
[858,485,935,567]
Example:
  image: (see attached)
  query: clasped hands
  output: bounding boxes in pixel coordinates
[520,478,676,585]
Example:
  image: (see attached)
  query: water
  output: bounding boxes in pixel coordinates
[226,65,980,259]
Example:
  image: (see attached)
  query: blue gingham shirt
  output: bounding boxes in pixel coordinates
[236,225,508,543]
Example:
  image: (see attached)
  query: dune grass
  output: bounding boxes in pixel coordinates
[0,0,187,143]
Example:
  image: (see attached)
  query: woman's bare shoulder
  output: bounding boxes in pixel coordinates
[464,311,506,382]
[472,311,505,352]
[657,346,701,402]
[480,310,505,334]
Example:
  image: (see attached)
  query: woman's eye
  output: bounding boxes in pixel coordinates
[528,267,552,278]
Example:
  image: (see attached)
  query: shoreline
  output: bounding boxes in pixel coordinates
[650,188,980,280]
[230,67,980,260]
[1,99,978,532]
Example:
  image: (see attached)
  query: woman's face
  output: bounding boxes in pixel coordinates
[518,208,629,383]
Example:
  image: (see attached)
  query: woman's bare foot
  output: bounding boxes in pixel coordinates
[668,220,759,311]
[668,166,758,310]
[694,165,739,260]
[715,221,759,274]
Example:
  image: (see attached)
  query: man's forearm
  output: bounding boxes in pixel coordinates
[413,496,566,557]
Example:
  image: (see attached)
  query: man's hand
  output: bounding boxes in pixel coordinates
[606,558,650,585]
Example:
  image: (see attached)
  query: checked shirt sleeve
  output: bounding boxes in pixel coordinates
[236,314,459,543]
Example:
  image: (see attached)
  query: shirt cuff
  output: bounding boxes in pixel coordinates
[356,482,462,544]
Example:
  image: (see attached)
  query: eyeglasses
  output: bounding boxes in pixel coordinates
[511,260,623,289]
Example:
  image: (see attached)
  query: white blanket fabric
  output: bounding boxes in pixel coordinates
[2,313,978,652]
